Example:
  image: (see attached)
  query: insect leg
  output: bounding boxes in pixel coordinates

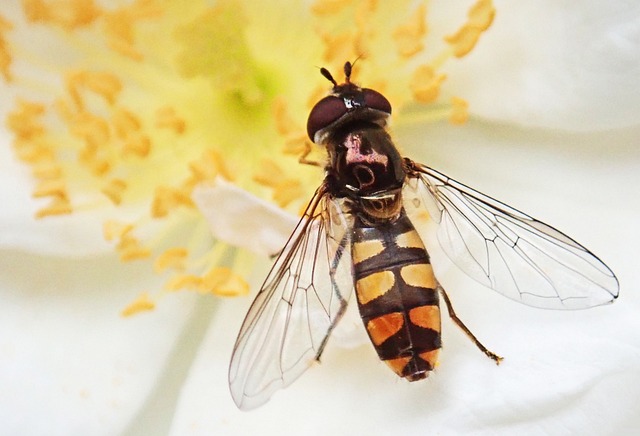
[314,231,351,361]
[438,285,504,365]
[298,140,324,167]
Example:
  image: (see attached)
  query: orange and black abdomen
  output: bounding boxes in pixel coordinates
[352,209,441,381]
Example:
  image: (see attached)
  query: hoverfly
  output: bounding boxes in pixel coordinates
[229,62,619,410]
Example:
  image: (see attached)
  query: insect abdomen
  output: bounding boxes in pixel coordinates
[352,210,441,381]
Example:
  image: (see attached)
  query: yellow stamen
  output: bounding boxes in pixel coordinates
[320,31,356,65]
[101,178,127,205]
[449,96,469,125]
[22,0,102,29]
[155,107,186,134]
[112,108,141,140]
[469,0,496,29]
[353,0,377,56]
[273,97,301,136]
[253,159,287,188]
[0,14,13,81]
[151,186,194,218]
[65,70,122,110]
[117,234,151,261]
[410,65,447,103]
[121,292,155,317]
[253,159,304,207]
[282,133,312,157]
[32,162,62,179]
[103,220,133,241]
[188,149,234,184]
[393,3,427,58]
[154,248,188,273]
[33,179,66,198]
[164,274,202,292]
[6,0,496,317]
[122,132,151,158]
[6,100,46,140]
[13,139,53,164]
[103,219,151,261]
[272,179,304,208]
[69,111,110,148]
[101,0,165,61]
[311,0,352,15]
[201,266,250,297]
[444,0,495,58]
[35,196,73,218]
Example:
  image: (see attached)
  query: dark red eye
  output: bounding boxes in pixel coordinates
[306,96,348,142]
[363,88,392,115]
[306,87,393,143]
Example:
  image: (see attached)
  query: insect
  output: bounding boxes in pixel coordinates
[228,62,619,410]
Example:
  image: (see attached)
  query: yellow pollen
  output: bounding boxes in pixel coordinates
[117,234,151,261]
[272,179,304,208]
[253,159,285,188]
[155,106,186,134]
[0,14,13,81]
[13,139,53,164]
[5,0,497,316]
[393,3,427,58]
[121,292,155,317]
[281,133,312,157]
[253,160,304,207]
[101,178,127,205]
[32,162,62,179]
[444,0,495,58]
[352,0,377,55]
[22,0,102,30]
[103,220,134,241]
[320,31,356,65]
[151,186,194,218]
[122,132,151,158]
[164,274,202,292]
[410,65,447,103]
[69,111,110,147]
[154,248,188,273]
[449,96,469,125]
[273,97,301,136]
[273,97,314,159]
[33,179,66,198]
[35,195,73,218]
[112,108,141,139]
[6,100,46,140]
[188,149,234,183]
[101,1,164,61]
[311,0,351,15]
[201,267,250,297]
[79,151,111,176]
[65,70,122,110]
[468,0,496,29]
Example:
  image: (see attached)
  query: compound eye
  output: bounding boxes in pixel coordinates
[363,88,392,115]
[306,95,347,142]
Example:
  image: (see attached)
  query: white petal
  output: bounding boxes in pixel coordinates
[444,1,640,131]
[0,250,202,435]
[192,179,298,256]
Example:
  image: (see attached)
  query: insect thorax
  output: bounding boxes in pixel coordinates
[326,121,406,224]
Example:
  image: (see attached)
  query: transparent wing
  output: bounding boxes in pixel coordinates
[229,184,354,410]
[404,160,619,310]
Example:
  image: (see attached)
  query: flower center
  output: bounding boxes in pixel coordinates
[2,0,495,315]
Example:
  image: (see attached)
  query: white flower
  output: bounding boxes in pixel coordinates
[1,0,638,434]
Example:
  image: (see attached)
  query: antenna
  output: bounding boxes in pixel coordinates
[320,67,338,87]
[344,61,352,83]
